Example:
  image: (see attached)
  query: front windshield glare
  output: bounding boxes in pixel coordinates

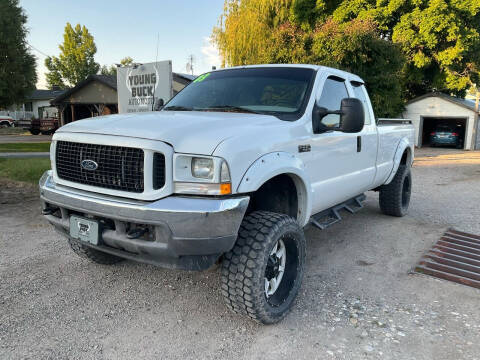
[164,67,315,120]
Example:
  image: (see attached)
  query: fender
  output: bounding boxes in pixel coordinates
[384,137,413,185]
[237,152,312,226]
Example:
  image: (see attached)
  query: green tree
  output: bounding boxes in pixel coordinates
[332,0,480,98]
[213,0,293,67]
[214,0,480,111]
[214,0,405,117]
[45,23,100,89]
[265,19,405,117]
[0,0,37,108]
[100,57,134,76]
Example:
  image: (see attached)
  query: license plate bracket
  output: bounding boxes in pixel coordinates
[69,216,100,245]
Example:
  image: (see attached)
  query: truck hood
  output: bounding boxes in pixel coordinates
[57,111,282,154]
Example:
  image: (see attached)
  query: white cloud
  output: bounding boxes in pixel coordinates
[200,36,221,72]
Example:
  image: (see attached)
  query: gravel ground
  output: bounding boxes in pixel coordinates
[1,148,480,360]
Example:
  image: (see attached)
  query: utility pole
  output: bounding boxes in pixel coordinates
[186,54,195,75]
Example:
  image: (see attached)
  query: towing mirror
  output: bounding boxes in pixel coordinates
[339,98,364,133]
[312,98,364,134]
[154,98,164,111]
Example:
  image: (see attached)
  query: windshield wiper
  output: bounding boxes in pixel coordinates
[197,105,260,114]
[163,105,193,111]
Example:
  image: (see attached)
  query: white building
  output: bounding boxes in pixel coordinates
[24,88,66,119]
[403,92,480,150]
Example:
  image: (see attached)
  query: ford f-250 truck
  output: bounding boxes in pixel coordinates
[40,65,414,324]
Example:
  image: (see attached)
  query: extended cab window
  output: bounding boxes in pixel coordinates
[351,82,371,125]
[163,67,316,121]
[318,77,349,127]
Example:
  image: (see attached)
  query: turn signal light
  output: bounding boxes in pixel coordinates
[430,132,436,136]
[452,132,459,136]
[220,183,232,195]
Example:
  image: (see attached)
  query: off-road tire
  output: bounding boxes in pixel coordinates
[379,164,412,217]
[68,239,124,265]
[221,211,306,324]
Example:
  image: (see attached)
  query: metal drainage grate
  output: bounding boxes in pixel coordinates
[415,229,480,289]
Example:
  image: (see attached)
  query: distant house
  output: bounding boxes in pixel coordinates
[24,88,66,119]
[403,92,480,150]
[0,87,66,120]
[51,73,195,125]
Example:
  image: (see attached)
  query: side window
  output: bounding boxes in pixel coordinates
[351,82,371,125]
[318,77,349,127]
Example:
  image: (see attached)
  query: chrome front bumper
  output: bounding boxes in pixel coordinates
[39,171,249,270]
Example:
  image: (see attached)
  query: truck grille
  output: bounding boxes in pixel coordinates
[55,141,145,193]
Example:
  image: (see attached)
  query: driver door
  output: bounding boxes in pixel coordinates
[306,75,371,214]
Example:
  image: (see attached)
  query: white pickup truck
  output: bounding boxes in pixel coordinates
[40,65,414,324]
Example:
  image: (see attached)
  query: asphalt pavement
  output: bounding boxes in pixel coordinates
[0,152,49,158]
[0,134,52,143]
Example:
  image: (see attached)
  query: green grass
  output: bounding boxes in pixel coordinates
[0,142,51,153]
[0,158,51,184]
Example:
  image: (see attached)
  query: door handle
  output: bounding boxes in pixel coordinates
[357,136,362,152]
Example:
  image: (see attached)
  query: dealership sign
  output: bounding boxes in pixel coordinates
[117,60,172,113]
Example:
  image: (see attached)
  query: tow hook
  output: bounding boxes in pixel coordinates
[126,227,149,239]
[42,206,58,215]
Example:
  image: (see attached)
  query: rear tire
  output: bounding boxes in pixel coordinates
[30,129,40,135]
[221,211,306,324]
[379,164,412,217]
[68,239,124,265]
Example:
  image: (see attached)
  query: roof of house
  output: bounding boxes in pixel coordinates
[27,89,67,101]
[407,92,479,113]
[51,75,117,104]
[175,73,196,81]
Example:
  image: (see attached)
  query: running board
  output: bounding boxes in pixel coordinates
[309,194,366,230]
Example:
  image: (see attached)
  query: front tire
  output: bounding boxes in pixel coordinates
[68,239,124,265]
[221,211,306,324]
[379,164,412,217]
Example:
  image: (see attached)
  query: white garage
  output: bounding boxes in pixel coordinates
[403,92,480,150]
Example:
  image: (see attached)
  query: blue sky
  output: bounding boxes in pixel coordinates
[21,0,226,88]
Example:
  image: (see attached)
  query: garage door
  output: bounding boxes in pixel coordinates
[420,117,467,149]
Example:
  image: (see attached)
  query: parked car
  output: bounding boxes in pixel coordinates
[29,117,59,135]
[0,115,15,128]
[39,65,415,324]
[430,125,462,148]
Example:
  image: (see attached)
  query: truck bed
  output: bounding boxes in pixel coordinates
[375,118,415,186]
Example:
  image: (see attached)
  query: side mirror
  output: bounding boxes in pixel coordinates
[312,105,330,134]
[312,98,364,134]
[339,98,364,133]
[153,98,164,111]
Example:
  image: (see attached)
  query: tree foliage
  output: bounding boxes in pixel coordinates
[100,56,134,76]
[214,0,480,115]
[332,0,480,98]
[45,23,100,89]
[0,0,37,108]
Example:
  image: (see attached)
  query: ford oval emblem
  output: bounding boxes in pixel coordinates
[81,159,98,171]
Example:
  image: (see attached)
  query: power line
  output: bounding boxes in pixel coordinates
[26,41,49,58]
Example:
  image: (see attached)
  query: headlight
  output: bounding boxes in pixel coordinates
[174,154,231,195]
[191,157,214,179]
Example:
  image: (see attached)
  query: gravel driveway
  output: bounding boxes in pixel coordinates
[1,148,480,360]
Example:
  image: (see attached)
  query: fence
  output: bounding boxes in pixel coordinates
[0,110,34,120]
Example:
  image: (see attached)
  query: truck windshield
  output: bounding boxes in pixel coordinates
[164,67,316,121]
